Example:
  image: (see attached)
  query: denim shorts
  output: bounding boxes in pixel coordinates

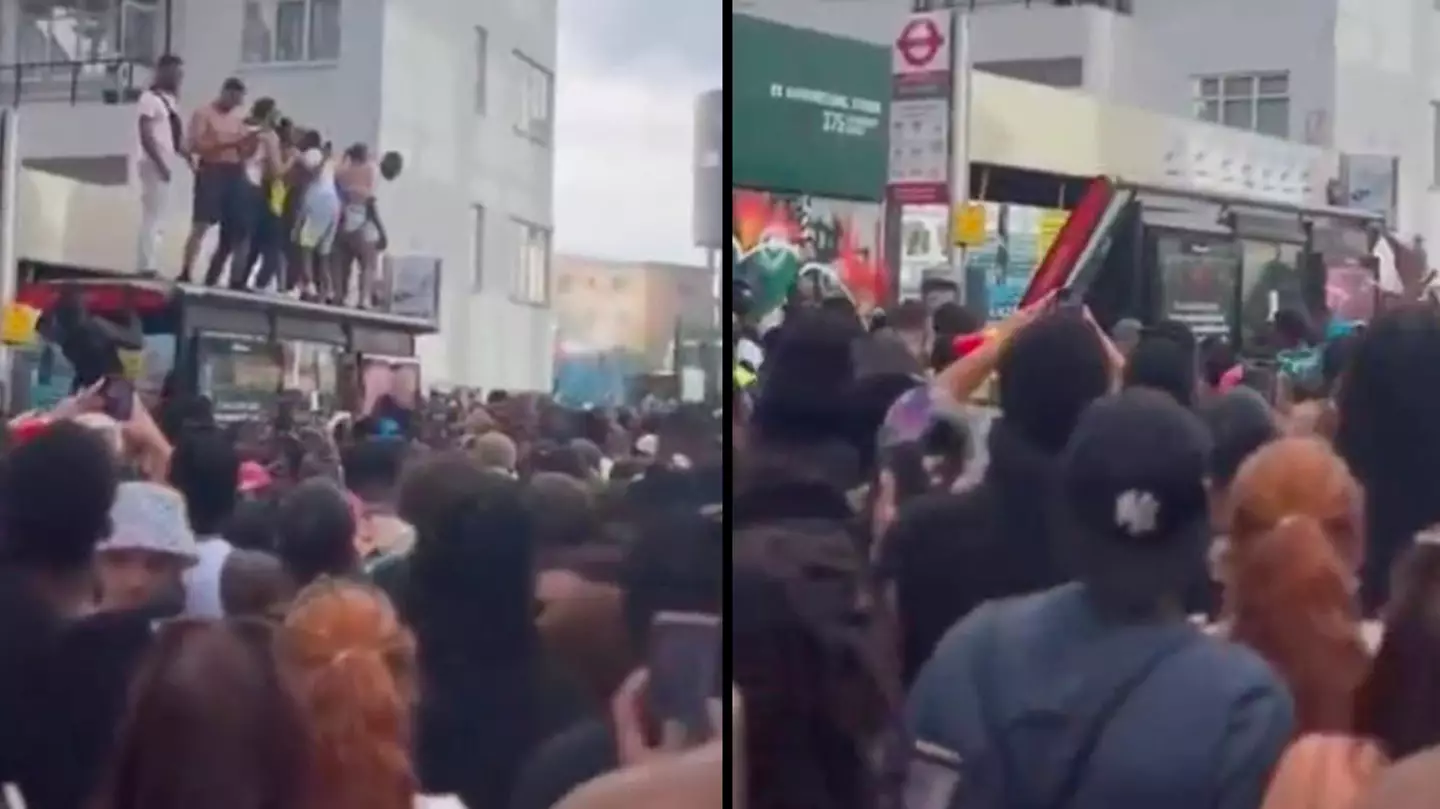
[295,189,340,255]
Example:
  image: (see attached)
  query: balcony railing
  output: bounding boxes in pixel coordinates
[0,58,154,106]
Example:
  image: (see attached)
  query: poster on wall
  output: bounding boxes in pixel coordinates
[962,202,1068,321]
[732,189,887,320]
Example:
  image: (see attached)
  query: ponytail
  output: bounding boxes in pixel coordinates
[1230,514,1370,735]
[282,581,417,809]
[301,646,415,809]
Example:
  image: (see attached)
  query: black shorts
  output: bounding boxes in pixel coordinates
[193,163,253,236]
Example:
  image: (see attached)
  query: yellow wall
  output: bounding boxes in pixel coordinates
[970,73,1104,178]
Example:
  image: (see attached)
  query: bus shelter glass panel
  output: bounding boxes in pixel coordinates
[1314,224,1376,325]
[281,339,340,413]
[1239,240,1304,347]
[197,332,283,423]
[16,332,174,411]
[1155,231,1241,341]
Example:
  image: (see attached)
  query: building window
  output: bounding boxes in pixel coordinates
[121,1,159,62]
[512,219,551,305]
[475,27,489,114]
[1194,72,1289,138]
[471,204,486,290]
[18,0,159,77]
[513,51,553,144]
[241,0,341,64]
[308,0,341,60]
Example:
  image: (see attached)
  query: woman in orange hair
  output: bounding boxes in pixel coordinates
[1221,438,1384,809]
[281,579,453,809]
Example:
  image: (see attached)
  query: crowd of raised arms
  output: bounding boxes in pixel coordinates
[0,383,725,809]
[730,289,1440,809]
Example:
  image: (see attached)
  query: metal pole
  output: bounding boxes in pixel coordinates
[946,7,972,295]
[0,108,19,408]
[706,246,719,402]
[706,247,718,331]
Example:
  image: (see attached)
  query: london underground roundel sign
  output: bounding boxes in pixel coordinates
[893,12,951,77]
[897,17,944,70]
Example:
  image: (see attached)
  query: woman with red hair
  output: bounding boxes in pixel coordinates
[1221,438,1384,808]
[280,579,440,809]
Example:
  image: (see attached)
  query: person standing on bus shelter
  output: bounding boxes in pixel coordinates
[181,77,259,286]
[135,55,184,276]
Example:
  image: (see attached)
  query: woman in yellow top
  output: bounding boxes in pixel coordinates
[242,112,295,292]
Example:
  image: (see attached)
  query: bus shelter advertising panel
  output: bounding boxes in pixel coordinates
[198,332,283,423]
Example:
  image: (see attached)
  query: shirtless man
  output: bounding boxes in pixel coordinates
[181,77,259,285]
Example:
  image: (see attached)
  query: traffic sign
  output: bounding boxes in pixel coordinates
[892,11,951,77]
[0,302,38,346]
[953,203,987,248]
[889,10,955,205]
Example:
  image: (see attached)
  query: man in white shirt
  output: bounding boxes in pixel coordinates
[135,54,185,275]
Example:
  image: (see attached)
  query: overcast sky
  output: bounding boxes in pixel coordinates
[553,1,721,266]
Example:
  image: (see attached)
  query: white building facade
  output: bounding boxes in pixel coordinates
[0,0,557,390]
[735,0,1440,255]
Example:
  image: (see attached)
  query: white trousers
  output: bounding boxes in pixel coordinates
[136,161,171,273]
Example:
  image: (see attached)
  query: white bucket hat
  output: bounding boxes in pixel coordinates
[97,482,200,565]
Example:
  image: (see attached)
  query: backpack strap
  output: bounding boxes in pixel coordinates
[1041,630,1198,809]
[960,605,1198,809]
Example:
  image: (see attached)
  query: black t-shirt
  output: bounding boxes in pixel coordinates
[23,604,170,809]
[506,718,616,809]
[0,572,63,788]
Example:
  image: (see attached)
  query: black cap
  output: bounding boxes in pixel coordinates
[222,77,246,93]
[1062,388,1212,606]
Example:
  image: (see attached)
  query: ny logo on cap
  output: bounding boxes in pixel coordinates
[1115,490,1160,537]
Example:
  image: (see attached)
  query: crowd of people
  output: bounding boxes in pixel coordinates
[0,380,724,809]
[732,288,1440,809]
[137,55,399,308]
